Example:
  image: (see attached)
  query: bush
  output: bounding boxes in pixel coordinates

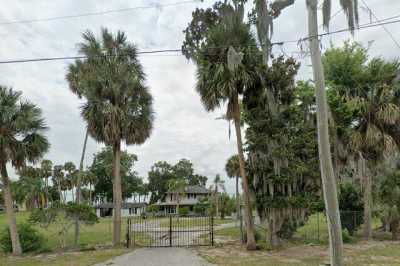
[338,182,364,235]
[342,228,352,243]
[178,207,189,216]
[0,223,45,253]
[146,205,159,214]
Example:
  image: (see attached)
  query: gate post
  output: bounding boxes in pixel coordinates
[169,215,172,247]
[211,215,214,246]
[126,218,131,248]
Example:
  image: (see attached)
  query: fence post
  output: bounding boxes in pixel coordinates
[126,218,130,248]
[169,215,172,247]
[317,212,320,242]
[211,215,214,246]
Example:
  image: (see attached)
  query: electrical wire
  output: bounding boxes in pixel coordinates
[0,0,202,26]
[360,0,400,50]
[0,14,400,64]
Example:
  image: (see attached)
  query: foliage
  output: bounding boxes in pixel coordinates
[338,182,364,235]
[244,57,320,244]
[148,159,208,203]
[89,146,142,202]
[378,167,400,240]
[193,198,211,215]
[178,207,190,216]
[29,203,98,247]
[218,193,235,219]
[0,223,45,253]
[146,205,159,214]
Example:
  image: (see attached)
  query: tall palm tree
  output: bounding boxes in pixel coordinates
[183,1,259,250]
[64,162,77,202]
[210,174,225,218]
[66,28,154,245]
[0,86,49,255]
[52,165,65,203]
[40,159,52,207]
[225,155,241,220]
[306,1,359,265]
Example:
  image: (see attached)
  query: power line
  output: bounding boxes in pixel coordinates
[360,0,400,50]
[0,0,202,26]
[1,15,400,65]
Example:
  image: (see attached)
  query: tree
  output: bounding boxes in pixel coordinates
[305,1,360,265]
[52,165,65,203]
[225,154,241,219]
[89,147,141,202]
[0,86,49,255]
[210,174,225,218]
[379,167,400,240]
[40,159,52,207]
[67,28,154,245]
[167,178,187,214]
[64,162,77,203]
[324,42,400,239]
[183,1,259,249]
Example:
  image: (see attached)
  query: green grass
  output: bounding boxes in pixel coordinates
[0,212,128,252]
[0,248,128,266]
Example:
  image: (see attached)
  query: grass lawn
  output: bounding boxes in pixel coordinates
[0,212,128,251]
[0,248,128,266]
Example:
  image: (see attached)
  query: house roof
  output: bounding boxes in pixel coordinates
[95,202,147,209]
[167,185,211,194]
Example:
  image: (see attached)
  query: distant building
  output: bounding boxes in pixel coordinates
[95,202,147,218]
[155,185,212,214]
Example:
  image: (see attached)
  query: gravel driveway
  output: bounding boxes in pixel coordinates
[94,247,213,266]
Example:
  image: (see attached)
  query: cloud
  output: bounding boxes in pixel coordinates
[0,0,399,195]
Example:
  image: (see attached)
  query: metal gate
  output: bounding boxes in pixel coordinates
[126,215,214,247]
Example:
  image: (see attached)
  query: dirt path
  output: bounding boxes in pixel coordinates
[93,247,213,266]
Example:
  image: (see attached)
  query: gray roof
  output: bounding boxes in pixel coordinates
[167,185,211,194]
[95,202,147,209]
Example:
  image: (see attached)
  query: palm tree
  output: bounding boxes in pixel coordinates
[167,178,187,214]
[40,159,52,207]
[225,155,241,220]
[64,162,77,202]
[183,1,259,250]
[305,1,359,265]
[52,165,65,203]
[0,86,49,255]
[210,174,225,218]
[66,28,154,245]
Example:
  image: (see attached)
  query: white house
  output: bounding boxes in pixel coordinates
[155,185,211,214]
[95,202,147,218]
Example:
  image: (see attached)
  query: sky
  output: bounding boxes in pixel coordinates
[0,0,399,195]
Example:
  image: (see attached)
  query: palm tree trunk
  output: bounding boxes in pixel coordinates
[236,175,240,220]
[233,94,257,250]
[362,162,372,239]
[112,140,122,245]
[0,161,22,255]
[74,128,89,247]
[307,1,344,265]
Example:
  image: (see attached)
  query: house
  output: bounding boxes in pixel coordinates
[155,185,212,214]
[95,202,147,218]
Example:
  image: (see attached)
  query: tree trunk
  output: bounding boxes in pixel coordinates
[236,175,240,220]
[391,220,399,240]
[233,94,257,250]
[307,1,344,265]
[74,128,89,247]
[0,161,22,255]
[361,158,372,240]
[112,140,122,245]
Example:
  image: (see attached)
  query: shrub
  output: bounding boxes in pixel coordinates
[342,228,352,243]
[338,182,364,235]
[178,207,189,216]
[146,205,159,214]
[0,223,45,253]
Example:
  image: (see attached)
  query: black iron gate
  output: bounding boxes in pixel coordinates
[127,215,214,247]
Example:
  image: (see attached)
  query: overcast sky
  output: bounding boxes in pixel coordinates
[1,0,398,194]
